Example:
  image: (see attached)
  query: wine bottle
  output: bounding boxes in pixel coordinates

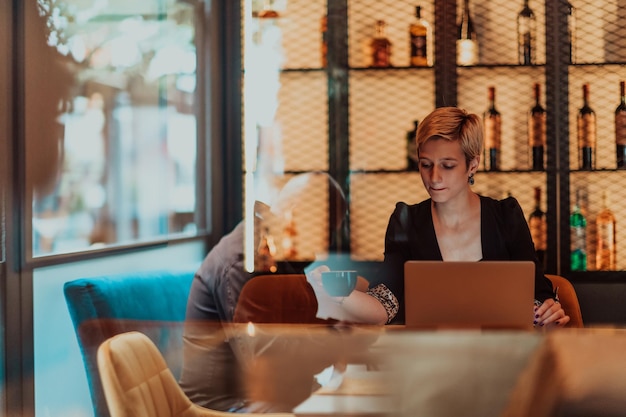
[567,2,576,64]
[409,5,431,67]
[457,0,479,66]
[570,188,587,271]
[370,20,392,68]
[615,81,626,168]
[517,0,536,65]
[483,86,501,171]
[529,83,546,171]
[577,83,596,170]
[595,191,617,271]
[256,226,277,272]
[321,14,328,68]
[407,119,419,170]
[528,186,547,271]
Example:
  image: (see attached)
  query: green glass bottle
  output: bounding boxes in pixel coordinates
[570,189,587,271]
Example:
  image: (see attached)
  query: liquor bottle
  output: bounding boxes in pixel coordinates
[570,188,587,271]
[281,209,297,260]
[457,0,479,66]
[528,186,547,271]
[409,5,431,67]
[321,14,328,68]
[483,86,501,171]
[370,20,392,68]
[407,119,419,170]
[595,191,617,271]
[567,2,576,64]
[529,83,546,171]
[257,0,279,18]
[517,0,536,65]
[577,83,596,170]
[256,226,277,272]
[615,81,626,168]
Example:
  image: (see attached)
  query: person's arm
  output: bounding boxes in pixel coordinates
[306,265,390,325]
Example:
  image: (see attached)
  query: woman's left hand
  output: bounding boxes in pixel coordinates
[535,298,570,328]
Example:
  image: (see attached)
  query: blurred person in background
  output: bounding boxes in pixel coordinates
[180,171,372,412]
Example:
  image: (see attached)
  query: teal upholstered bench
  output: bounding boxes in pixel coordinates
[64,268,196,417]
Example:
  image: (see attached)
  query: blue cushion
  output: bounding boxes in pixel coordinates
[64,268,195,417]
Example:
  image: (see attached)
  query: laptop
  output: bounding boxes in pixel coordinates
[403,260,535,330]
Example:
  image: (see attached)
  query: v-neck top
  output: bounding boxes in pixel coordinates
[380,195,554,324]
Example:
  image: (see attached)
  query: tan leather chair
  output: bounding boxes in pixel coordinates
[545,274,583,328]
[97,331,294,417]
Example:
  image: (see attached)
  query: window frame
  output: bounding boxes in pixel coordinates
[19,0,218,267]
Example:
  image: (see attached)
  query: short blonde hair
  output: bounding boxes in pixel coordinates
[416,107,483,166]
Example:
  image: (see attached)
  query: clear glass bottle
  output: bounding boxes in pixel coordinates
[595,192,617,271]
[409,5,432,67]
[570,188,587,271]
[457,0,479,66]
[529,82,546,171]
[528,186,547,271]
[615,81,626,168]
[517,0,536,65]
[577,83,596,170]
[483,86,501,171]
[370,20,392,68]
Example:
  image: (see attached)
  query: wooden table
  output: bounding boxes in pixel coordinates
[293,370,396,417]
[292,329,544,417]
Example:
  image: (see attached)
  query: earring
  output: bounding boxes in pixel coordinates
[468,173,475,185]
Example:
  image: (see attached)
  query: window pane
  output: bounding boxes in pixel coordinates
[26,0,199,257]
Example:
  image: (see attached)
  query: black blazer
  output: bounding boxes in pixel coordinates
[381,195,554,324]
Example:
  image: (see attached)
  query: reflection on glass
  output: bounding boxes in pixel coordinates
[28,0,199,256]
[243,0,287,271]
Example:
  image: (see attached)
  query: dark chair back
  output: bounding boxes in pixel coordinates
[233,274,333,324]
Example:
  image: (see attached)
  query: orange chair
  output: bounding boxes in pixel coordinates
[233,274,334,324]
[545,274,583,328]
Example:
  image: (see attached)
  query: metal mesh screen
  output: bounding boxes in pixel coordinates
[566,0,626,272]
[242,0,626,271]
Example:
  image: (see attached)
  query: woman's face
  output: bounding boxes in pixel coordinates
[418,138,477,203]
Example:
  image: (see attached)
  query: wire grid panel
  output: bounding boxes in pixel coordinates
[570,171,626,271]
[568,65,626,171]
[276,71,329,172]
[254,172,332,262]
[467,0,546,66]
[348,0,435,68]
[251,0,327,69]
[570,0,626,64]
[349,69,435,171]
[457,66,547,171]
[350,172,430,260]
